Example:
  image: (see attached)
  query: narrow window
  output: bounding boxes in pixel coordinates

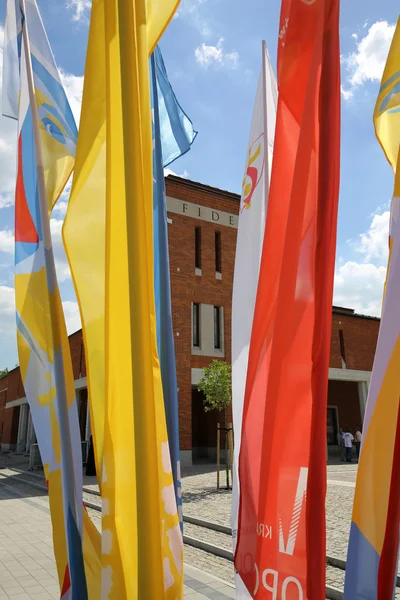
[195,227,202,269]
[339,329,346,369]
[214,306,221,349]
[193,303,200,347]
[215,231,221,273]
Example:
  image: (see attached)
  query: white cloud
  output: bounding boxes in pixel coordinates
[333,261,386,317]
[174,0,211,36]
[53,201,68,217]
[340,86,353,101]
[195,38,239,69]
[357,210,389,262]
[60,72,84,126]
[341,21,395,99]
[66,0,91,21]
[164,168,189,178]
[333,209,389,316]
[0,286,16,334]
[50,218,72,283]
[62,300,82,334]
[0,230,14,255]
[0,25,18,209]
[0,286,17,369]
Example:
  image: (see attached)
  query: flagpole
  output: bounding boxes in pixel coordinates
[19,0,82,575]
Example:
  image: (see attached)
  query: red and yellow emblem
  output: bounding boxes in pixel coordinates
[240,132,265,213]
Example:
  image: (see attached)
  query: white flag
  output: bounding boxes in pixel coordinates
[231,41,277,598]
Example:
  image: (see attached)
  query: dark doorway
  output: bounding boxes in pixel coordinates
[327,406,339,446]
[192,387,227,464]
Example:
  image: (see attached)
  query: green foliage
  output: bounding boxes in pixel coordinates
[0,368,9,379]
[197,360,232,415]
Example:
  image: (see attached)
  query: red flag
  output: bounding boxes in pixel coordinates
[234,0,340,598]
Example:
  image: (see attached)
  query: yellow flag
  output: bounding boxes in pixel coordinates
[374,18,400,171]
[63,0,183,598]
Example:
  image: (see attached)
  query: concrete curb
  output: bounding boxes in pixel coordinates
[184,514,232,536]
[0,467,358,599]
[326,555,346,571]
[183,535,233,562]
[325,585,343,600]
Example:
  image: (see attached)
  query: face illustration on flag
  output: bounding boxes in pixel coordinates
[3,1,101,597]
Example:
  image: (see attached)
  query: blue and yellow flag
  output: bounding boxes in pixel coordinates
[345,19,400,600]
[2,0,100,597]
[63,0,183,597]
[151,45,196,530]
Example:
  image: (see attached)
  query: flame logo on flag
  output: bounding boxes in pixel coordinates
[240,132,264,213]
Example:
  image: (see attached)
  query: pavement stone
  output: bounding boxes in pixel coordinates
[2,455,399,597]
[0,463,235,599]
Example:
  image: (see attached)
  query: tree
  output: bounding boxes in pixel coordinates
[197,359,232,423]
[0,368,8,380]
[198,360,232,489]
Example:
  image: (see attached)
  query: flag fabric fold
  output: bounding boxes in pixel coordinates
[2,0,100,597]
[63,0,183,597]
[234,0,340,597]
[151,44,196,530]
[153,45,197,167]
[231,41,277,599]
[344,19,400,600]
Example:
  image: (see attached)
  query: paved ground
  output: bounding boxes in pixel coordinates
[0,454,397,597]
[0,471,236,599]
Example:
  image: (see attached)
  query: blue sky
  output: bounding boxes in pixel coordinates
[0,0,398,369]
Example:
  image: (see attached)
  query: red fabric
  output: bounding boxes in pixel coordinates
[15,135,38,243]
[234,0,340,598]
[61,565,71,597]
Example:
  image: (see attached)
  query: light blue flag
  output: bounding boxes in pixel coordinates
[154,46,197,166]
[150,46,196,530]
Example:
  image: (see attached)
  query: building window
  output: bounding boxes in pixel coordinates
[214,306,221,349]
[193,303,200,347]
[195,227,202,270]
[215,231,221,273]
[339,329,346,369]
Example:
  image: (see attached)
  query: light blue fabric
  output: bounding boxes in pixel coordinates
[154,45,197,167]
[150,47,196,530]
[344,522,384,600]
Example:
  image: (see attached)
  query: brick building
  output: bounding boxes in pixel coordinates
[0,175,380,463]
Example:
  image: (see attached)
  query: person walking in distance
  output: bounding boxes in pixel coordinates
[337,427,345,462]
[343,428,354,463]
[355,426,362,460]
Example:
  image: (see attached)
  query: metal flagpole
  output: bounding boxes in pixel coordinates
[19,0,82,574]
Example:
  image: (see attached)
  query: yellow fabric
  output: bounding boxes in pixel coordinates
[352,16,400,555]
[63,0,107,485]
[374,18,400,171]
[147,0,180,52]
[63,0,183,597]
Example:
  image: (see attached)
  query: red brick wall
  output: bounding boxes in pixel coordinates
[69,330,86,380]
[0,367,25,447]
[330,310,380,371]
[166,176,239,451]
[0,177,382,456]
